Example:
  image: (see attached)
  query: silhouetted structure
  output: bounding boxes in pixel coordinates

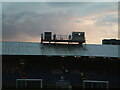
[41,32,85,44]
[102,39,120,45]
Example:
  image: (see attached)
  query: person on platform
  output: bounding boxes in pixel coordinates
[41,33,43,40]
[68,35,71,40]
[53,34,56,40]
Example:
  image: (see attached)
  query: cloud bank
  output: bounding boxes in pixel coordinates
[2,2,118,44]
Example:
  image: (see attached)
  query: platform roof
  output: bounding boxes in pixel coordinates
[0,41,120,57]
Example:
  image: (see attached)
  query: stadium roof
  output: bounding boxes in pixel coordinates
[0,41,120,57]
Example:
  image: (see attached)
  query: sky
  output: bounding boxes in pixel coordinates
[2,1,118,44]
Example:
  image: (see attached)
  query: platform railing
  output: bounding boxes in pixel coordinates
[55,35,70,40]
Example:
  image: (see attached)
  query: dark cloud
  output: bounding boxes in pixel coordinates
[2,7,73,41]
[74,20,81,23]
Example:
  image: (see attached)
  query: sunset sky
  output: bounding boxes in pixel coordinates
[2,1,118,44]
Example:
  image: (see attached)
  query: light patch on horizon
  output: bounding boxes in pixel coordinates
[70,11,118,44]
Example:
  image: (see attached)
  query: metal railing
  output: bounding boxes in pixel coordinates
[55,35,70,40]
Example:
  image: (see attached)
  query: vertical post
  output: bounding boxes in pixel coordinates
[25,80,27,88]
[16,80,17,88]
[41,79,43,88]
[20,80,21,88]
[84,38,86,50]
[83,81,85,90]
[41,33,43,43]
[106,82,109,90]
[91,82,93,88]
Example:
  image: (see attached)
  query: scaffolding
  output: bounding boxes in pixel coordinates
[41,32,85,44]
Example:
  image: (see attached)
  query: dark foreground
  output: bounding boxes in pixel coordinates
[3,55,120,89]
[1,88,117,90]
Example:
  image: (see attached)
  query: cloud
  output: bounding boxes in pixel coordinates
[2,2,118,44]
[2,8,73,40]
[68,11,118,44]
[93,13,118,26]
